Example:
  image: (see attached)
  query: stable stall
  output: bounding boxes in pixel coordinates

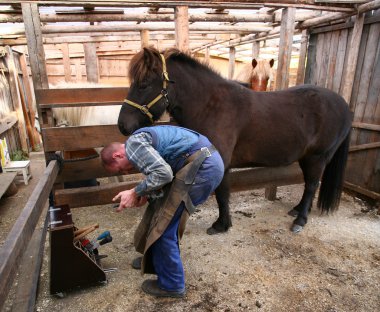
[0,1,379,310]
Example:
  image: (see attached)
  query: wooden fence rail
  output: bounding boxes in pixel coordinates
[0,160,59,309]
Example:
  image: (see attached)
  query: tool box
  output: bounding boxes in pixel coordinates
[49,204,107,294]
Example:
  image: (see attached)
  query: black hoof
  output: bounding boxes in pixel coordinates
[206,226,224,235]
[291,224,303,233]
[206,220,230,235]
[207,218,232,235]
[287,209,299,217]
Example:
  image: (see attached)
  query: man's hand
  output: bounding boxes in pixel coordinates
[112,188,147,212]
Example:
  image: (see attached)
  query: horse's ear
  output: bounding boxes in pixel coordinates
[252,59,258,69]
[143,47,155,68]
[269,59,275,68]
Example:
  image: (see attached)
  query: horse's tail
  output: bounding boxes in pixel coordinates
[317,130,351,213]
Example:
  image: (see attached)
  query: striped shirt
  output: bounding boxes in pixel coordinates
[125,132,173,197]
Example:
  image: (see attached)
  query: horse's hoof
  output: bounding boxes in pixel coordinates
[291,224,303,233]
[206,226,227,235]
[287,209,299,217]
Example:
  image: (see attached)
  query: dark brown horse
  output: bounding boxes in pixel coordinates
[118,47,352,234]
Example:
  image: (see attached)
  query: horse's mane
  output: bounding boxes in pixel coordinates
[128,46,223,84]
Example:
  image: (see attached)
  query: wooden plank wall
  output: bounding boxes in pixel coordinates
[305,11,380,194]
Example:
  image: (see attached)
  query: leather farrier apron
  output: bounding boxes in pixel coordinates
[133,146,216,274]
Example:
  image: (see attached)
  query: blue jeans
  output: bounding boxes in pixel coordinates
[150,151,224,291]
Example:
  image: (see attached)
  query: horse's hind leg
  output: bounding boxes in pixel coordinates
[290,156,326,233]
[207,171,232,235]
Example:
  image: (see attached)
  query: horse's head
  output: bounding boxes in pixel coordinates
[118,47,171,135]
[250,58,275,91]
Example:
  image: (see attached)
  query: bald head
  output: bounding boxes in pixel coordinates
[100,142,134,175]
[100,142,124,166]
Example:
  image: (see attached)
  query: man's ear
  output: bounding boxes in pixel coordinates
[112,151,123,160]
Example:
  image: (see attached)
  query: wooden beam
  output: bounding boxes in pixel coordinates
[140,29,149,49]
[344,181,380,200]
[42,125,126,152]
[299,0,380,29]
[296,29,308,85]
[0,1,358,12]
[0,160,59,310]
[357,0,380,13]
[55,163,304,208]
[204,46,210,63]
[309,14,380,35]
[352,122,380,132]
[41,23,272,34]
[228,46,235,79]
[299,12,349,29]
[252,41,260,59]
[5,46,29,152]
[55,156,117,183]
[349,142,380,152]
[43,33,176,44]
[21,3,49,90]
[19,53,37,131]
[11,211,49,312]
[35,87,128,106]
[0,12,274,23]
[175,6,189,51]
[276,7,296,90]
[341,13,365,104]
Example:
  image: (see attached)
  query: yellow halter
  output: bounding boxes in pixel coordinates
[124,54,170,124]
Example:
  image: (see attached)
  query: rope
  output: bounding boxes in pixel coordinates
[62,153,99,163]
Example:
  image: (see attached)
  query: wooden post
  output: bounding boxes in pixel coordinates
[21,3,48,90]
[140,29,149,49]
[252,41,260,59]
[5,46,29,153]
[228,47,236,79]
[61,43,71,83]
[341,13,365,105]
[275,7,296,90]
[83,42,98,83]
[19,53,36,129]
[205,46,210,64]
[270,7,295,200]
[296,29,308,85]
[175,6,189,52]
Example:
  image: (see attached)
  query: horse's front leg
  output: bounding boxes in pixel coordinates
[207,171,232,235]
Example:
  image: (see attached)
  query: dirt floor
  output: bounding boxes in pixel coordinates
[1,152,380,312]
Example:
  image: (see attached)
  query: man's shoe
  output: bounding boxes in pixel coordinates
[141,279,185,298]
[131,256,142,270]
